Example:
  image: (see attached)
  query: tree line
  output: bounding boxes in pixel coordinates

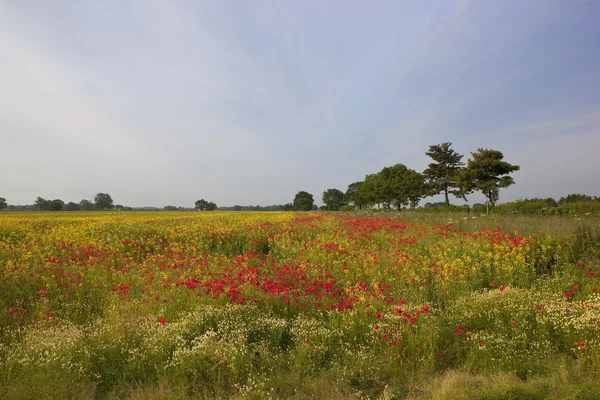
[307,143,520,211]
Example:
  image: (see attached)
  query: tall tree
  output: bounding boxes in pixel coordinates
[460,148,520,207]
[0,197,6,210]
[195,199,208,210]
[322,188,346,211]
[35,197,50,211]
[358,174,381,209]
[94,193,114,210]
[49,199,65,211]
[206,202,218,211]
[402,169,427,209]
[293,191,314,211]
[79,199,94,211]
[423,142,465,207]
[345,181,365,209]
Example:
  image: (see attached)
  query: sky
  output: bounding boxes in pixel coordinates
[1,0,599,207]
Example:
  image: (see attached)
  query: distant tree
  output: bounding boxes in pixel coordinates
[49,199,65,211]
[322,188,346,211]
[558,194,595,205]
[233,205,243,211]
[459,148,520,207]
[195,199,208,211]
[345,182,365,209]
[64,202,80,211]
[423,142,466,207]
[94,193,114,210]
[293,191,314,211]
[35,197,51,211]
[402,169,427,209]
[0,197,6,210]
[358,174,380,209]
[79,199,94,211]
[164,206,178,211]
[283,203,295,211]
[115,204,124,211]
[206,202,218,211]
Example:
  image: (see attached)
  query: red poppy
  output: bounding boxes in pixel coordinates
[422,305,430,313]
[578,341,585,349]
[157,317,166,325]
[536,305,543,311]
[588,271,597,276]
[564,291,572,298]
[577,262,584,268]
[572,285,579,293]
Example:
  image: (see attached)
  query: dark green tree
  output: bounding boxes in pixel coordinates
[558,194,595,204]
[358,174,381,209]
[283,203,295,211]
[293,191,314,211]
[402,169,427,209]
[49,199,65,211]
[79,199,94,211]
[206,202,218,211]
[423,142,466,207]
[322,188,346,211]
[94,193,114,210]
[195,199,208,211]
[0,197,6,210]
[35,197,51,211]
[64,202,80,211]
[460,148,520,207]
[345,181,366,209]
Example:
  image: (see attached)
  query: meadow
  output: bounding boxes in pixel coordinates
[0,211,599,399]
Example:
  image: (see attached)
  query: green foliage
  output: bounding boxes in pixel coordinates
[345,181,365,209]
[322,188,346,211]
[80,199,94,211]
[294,191,315,211]
[94,193,114,210]
[559,194,598,205]
[0,197,6,210]
[424,142,466,207]
[339,205,354,212]
[206,202,218,211]
[194,199,208,211]
[461,148,520,207]
[495,198,557,214]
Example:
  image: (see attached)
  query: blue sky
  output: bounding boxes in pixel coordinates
[1,0,599,207]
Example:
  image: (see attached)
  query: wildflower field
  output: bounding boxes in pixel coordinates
[1,212,599,399]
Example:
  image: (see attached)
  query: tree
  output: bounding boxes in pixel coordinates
[293,191,314,211]
[358,174,381,209]
[195,199,208,211]
[402,169,426,209]
[49,199,65,211]
[460,148,520,207]
[64,202,80,211]
[206,202,218,211]
[94,193,114,210]
[35,197,51,211]
[423,142,466,207]
[559,194,595,205]
[80,199,93,211]
[345,182,366,209]
[322,188,346,211]
[283,203,295,211]
[0,197,6,210]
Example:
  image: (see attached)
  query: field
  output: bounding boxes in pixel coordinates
[1,211,599,399]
